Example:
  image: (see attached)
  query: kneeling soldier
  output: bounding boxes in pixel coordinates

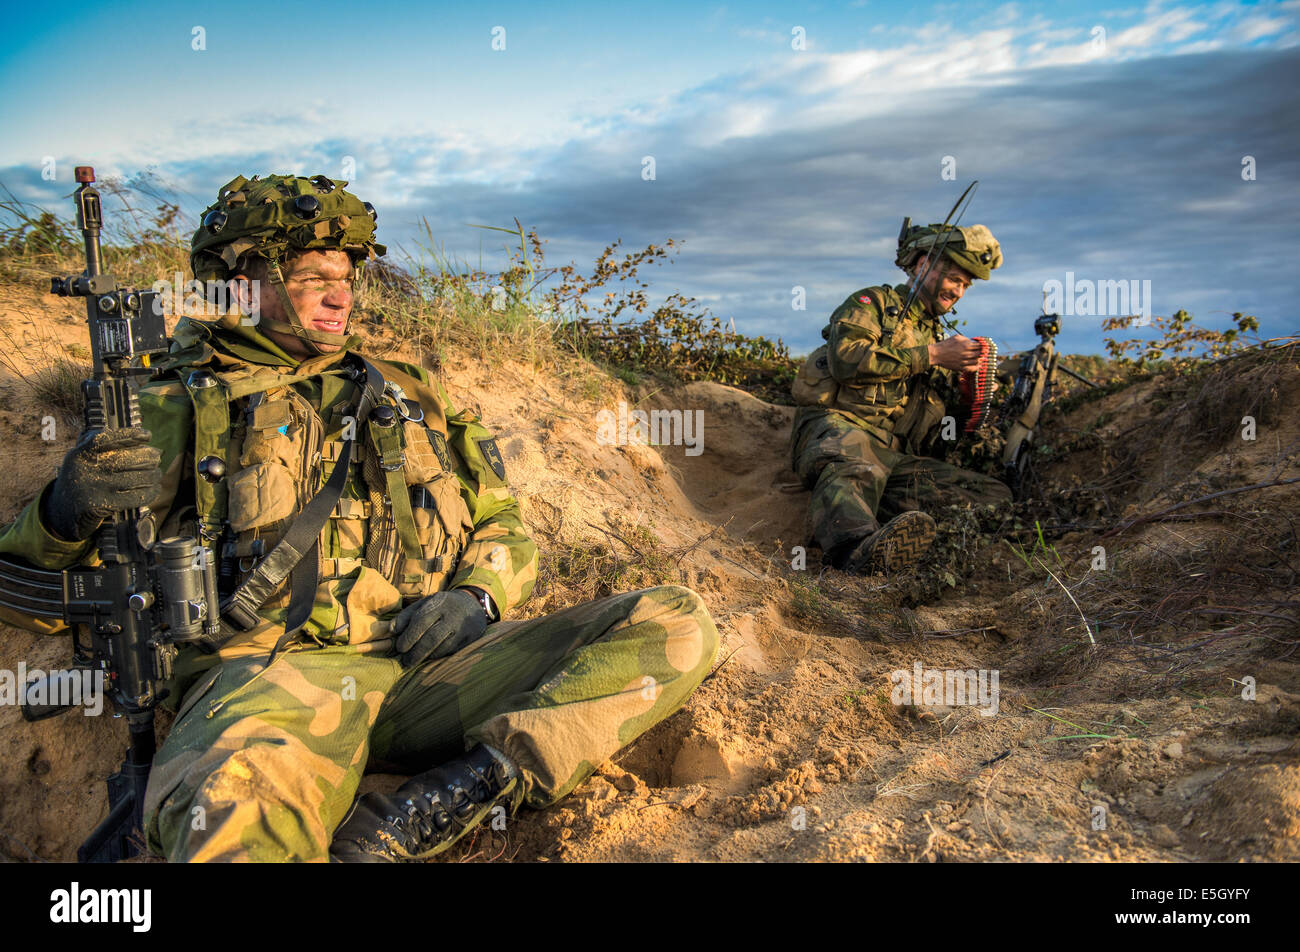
[789,220,1012,574]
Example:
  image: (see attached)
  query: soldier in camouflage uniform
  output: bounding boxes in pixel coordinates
[789,222,1012,574]
[0,174,719,862]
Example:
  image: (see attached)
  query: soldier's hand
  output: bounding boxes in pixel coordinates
[43,427,163,541]
[928,335,984,373]
[390,589,488,669]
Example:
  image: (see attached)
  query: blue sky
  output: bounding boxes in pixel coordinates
[2,0,1297,355]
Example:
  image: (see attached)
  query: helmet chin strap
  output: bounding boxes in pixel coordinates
[259,259,355,357]
[908,261,941,317]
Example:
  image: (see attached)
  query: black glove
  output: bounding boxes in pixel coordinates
[43,427,163,541]
[391,589,488,669]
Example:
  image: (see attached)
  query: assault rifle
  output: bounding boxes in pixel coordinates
[999,313,1099,499]
[0,167,219,861]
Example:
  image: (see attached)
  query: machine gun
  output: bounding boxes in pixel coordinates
[0,167,220,861]
[999,313,1100,500]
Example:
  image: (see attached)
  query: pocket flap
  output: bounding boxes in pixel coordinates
[344,566,404,645]
[249,400,293,431]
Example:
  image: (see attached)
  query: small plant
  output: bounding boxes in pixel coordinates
[1102,309,1260,372]
[1006,520,1062,568]
[542,237,797,402]
[839,688,871,710]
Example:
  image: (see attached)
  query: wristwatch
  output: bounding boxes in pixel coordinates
[462,586,499,623]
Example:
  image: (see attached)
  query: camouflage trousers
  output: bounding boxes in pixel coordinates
[791,409,1011,562]
[142,585,718,862]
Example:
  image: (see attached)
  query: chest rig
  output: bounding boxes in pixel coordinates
[177,353,473,643]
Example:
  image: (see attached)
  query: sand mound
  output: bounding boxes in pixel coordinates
[1,277,1296,863]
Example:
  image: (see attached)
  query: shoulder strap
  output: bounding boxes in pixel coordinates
[179,369,232,542]
[366,406,423,562]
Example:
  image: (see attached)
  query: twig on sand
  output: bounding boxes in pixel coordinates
[1035,558,1095,646]
[672,519,730,561]
[981,760,1009,852]
[876,780,931,800]
[700,646,742,684]
[0,832,43,863]
[1100,476,1300,538]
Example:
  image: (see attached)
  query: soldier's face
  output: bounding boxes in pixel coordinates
[916,260,973,315]
[253,249,356,358]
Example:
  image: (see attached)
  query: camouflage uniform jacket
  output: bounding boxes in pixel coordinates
[796,283,951,450]
[0,316,538,677]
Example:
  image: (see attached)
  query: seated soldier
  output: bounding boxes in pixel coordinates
[789,221,1012,574]
[0,173,719,863]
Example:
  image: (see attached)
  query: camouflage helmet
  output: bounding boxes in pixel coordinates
[191,174,386,356]
[191,173,385,281]
[896,222,1002,280]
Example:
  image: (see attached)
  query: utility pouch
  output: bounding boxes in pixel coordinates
[893,376,948,454]
[226,461,297,532]
[792,345,840,408]
[398,473,474,598]
[401,419,445,484]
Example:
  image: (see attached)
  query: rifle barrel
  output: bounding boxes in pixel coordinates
[1057,364,1100,389]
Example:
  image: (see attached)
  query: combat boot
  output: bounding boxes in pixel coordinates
[844,510,937,575]
[330,743,523,863]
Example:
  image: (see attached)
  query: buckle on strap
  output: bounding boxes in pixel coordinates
[220,596,262,633]
[385,381,424,423]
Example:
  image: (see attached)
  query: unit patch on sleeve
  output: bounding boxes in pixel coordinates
[476,437,506,480]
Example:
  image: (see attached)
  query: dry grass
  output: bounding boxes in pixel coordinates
[1011,497,1298,704]
[0,325,90,425]
[522,506,684,617]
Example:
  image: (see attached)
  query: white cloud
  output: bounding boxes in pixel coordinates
[1174,39,1226,54]
[1107,6,1206,54]
[1231,15,1292,43]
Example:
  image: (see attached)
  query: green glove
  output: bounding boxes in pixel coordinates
[390,589,489,669]
[43,427,163,541]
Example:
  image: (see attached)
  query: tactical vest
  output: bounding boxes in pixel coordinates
[171,354,473,637]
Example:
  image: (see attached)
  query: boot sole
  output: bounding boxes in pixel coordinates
[852,511,937,575]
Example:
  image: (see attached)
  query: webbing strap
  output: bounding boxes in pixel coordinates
[218,420,355,632]
[282,543,321,638]
[181,373,232,538]
[367,412,422,560]
[226,367,351,401]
